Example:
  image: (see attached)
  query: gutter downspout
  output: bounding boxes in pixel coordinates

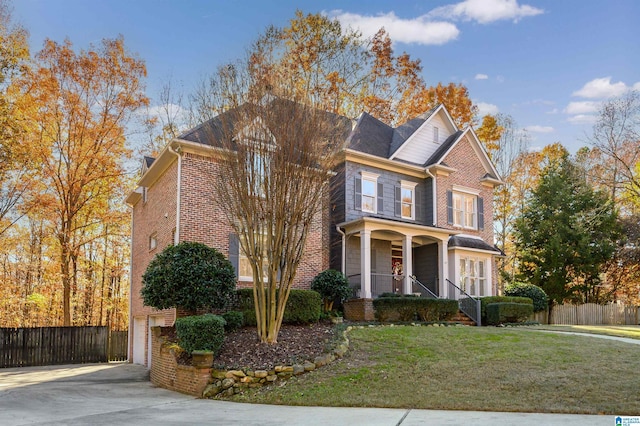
[168,144,182,245]
[127,207,134,362]
[425,168,437,226]
[335,225,346,274]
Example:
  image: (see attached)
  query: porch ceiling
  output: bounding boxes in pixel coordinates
[338,216,458,242]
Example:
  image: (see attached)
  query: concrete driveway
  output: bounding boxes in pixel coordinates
[0,363,613,425]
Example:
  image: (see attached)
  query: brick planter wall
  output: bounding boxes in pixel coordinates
[343,299,375,321]
[149,327,212,397]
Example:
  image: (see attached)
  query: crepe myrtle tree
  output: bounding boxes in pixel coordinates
[197,55,347,344]
[141,242,236,314]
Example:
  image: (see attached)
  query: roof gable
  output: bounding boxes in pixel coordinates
[389,105,458,164]
[429,127,502,182]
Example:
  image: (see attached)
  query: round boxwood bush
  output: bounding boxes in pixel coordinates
[311,269,351,312]
[141,242,236,312]
[221,310,244,332]
[504,282,549,312]
[175,314,226,354]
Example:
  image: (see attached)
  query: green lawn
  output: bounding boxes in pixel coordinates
[535,325,640,340]
[229,325,640,415]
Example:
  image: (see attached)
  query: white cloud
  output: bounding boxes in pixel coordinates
[633,82,640,91]
[567,114,598,125]
[564,101,599,115]
[475,73,488,80]
[429,0,543,24]
[524,125,554,133]
[546,108,559,114]
[572,77,631,99]
[476,102,499,116]
[329,11,459,45]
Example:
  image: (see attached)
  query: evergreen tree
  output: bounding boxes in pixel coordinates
[514,152,620,305]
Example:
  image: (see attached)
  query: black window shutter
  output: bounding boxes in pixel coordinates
[415,187,421,220]
[229,233,239,278]
[377,182,384,213]
[394,186,401,217]
[354,176,362,211]
[447,190,453,225]
[478,197,484,230]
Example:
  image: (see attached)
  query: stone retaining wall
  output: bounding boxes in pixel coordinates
[149,325,350,398]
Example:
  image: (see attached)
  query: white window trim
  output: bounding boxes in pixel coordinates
[400,180,418,220]
[148,233,158,251]
[360,171,379,214]
[459,256,487,297]
[452,192,477,229]
[452,184,480,196]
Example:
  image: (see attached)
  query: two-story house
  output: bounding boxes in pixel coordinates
[125,102,502,365]
[330,104,503,302]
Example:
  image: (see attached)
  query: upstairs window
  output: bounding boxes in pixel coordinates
[149,233,158,251]
[355,171,382,214]
[247,152,269,197]
[395,180,418,220]
[433,126,439,143]
[447,188,484,230]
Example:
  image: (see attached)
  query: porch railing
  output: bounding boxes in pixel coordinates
[347,273,403,298]
[410,276,438,299]
[446,279,481,326]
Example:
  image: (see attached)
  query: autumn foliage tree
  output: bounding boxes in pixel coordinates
[0,1,31,236]
[15,37,148,326]
[247,11,478,128]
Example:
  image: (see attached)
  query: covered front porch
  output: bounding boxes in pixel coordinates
[336,217,457,300]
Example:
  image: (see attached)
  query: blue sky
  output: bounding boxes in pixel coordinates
[13,0,640,152]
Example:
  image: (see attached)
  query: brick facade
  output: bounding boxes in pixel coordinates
[149,327,211,396]
[128,148,329,364]
[436,135,494,242]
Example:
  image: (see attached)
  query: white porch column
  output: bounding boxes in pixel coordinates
[438,239,449,298]
[403,235,413,294]
[360,230,372,299]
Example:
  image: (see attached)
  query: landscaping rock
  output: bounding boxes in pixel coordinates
[292,364,305,375]
[221,378,235,389]
[254,370,268,378]
[303,361,316,371]
[202,383,221,398]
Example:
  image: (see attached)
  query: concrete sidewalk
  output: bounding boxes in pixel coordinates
[0,363,618,425]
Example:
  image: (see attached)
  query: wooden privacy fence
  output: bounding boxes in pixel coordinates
[550,303,639,325]
[0,326,128,368]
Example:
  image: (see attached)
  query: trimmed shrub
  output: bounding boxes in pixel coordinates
[378,292,402,298]
[221,311,244,332]
[373,297,403,322]
[486,303,533,325]
[141,242,236,312]
[371,297,414,322]
[175,314,226,354]
[480,296,533,324]
[235,288,321,325]
[504,282,549,312]
[311,269,352,312]
[416,299,459,322]
[283,290,322,324]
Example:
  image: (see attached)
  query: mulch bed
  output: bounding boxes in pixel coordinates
[164,322,337,371]
[214,322,336,370]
